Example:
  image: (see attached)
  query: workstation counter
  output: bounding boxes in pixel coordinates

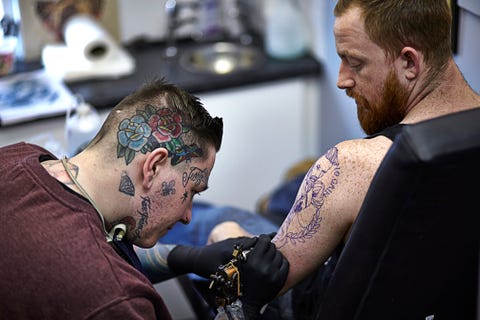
[66,40,322,109]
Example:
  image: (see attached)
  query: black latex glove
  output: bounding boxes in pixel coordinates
[240,233,290,320]
[167,236,258,279]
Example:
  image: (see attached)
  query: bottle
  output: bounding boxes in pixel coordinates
[264,0,310,60]
[65,96,102,156]
[199,0,222,39]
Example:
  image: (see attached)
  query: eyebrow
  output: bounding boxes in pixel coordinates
[338,49,361,59]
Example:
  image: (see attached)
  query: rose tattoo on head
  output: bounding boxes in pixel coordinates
[117,105,203,166]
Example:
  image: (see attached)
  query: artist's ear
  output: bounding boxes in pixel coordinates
[397,46,422,81]
[142,148,169,189]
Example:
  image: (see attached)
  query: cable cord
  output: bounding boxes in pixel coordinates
[61,156,123,242]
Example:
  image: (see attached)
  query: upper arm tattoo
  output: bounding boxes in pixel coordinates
[275,147,340,248]
[116,105,203,166]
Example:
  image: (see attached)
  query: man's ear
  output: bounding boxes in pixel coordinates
[397,46,421,81]
[142,148,169,189]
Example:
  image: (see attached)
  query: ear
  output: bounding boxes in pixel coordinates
[142,148,169,190]
[397,46,421,81]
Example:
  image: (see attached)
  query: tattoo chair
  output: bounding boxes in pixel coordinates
[316,108,480,319]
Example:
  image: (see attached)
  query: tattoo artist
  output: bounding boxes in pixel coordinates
[0,78,288,319]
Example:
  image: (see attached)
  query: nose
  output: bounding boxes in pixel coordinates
[337,61,355,89]
[180,207,192,225]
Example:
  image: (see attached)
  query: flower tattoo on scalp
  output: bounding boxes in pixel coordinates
[117,105,203,165]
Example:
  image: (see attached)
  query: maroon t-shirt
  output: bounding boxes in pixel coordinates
[0,142,172,319]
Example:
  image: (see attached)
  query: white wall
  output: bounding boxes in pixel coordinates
[455,5,480,93]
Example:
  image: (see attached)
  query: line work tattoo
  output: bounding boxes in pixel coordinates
[275,147,340,248]
[119,171,135,196]
[133,195,151,240]
[161,180,176,196]
[181,191,188,203]
[182,166,208,188]
[44,160,79,188]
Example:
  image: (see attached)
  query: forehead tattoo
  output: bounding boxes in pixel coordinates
[182,166,209,188]
[116,104,203,166]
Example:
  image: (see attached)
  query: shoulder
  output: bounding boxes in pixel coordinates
[334,135,393,174]
[85,282,171,319]
[0,142,50,160]
[317,136,393,220]
[312,136,393,178]
[71,237,170,318]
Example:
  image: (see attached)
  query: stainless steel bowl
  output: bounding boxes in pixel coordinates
[179,42,264,75]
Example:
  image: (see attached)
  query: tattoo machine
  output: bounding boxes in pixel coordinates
[209,244,250,307]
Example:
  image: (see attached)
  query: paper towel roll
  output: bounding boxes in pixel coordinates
[63,14,117,62]
[42,13,135,81]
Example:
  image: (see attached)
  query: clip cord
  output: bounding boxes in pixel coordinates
[61,156,119,242]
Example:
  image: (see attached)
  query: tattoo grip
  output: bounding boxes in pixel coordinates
[239,234,290,320]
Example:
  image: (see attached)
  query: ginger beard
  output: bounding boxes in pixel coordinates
[347,70,410,135]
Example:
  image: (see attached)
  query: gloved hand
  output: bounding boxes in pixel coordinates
[240,233,290,320]
[167,236,258,279]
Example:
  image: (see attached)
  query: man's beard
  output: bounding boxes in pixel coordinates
[347,71,410,135]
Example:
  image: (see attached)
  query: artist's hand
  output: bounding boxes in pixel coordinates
[167,236,258,279]
[240,234,289,320]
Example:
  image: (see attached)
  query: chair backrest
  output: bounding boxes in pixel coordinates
[317,108,480,320]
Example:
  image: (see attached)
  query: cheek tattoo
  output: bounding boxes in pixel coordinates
[181,191,188,203]
[161,180,176,196]
[119,171,135,196]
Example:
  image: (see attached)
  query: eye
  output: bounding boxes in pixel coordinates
[347,58,363,71]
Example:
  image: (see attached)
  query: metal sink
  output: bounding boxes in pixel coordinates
[179,42,264,75]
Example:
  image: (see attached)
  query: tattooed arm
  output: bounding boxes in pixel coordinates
[272,138,392,294]
[135,244,179,283]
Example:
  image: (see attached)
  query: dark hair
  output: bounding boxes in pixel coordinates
[334,0,452,69]
[88,78,223,166]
